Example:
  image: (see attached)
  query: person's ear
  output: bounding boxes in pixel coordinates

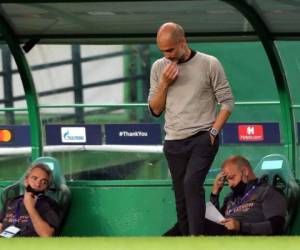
[242,168,249,181]
[179,37,186,45]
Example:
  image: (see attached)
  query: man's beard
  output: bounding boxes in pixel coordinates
[177,52,187,63]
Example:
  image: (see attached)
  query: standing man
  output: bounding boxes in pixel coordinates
[148,22,234,235]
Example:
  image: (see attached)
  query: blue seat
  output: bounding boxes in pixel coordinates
[254,154,299,234]
[0,156,71,235]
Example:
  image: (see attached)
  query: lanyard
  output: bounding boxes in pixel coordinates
[13,196,39,226]
[227,182,259,215]
[13,198,23,226]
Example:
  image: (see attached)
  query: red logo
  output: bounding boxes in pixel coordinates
[0,129,13,142]
[238,125,264,142]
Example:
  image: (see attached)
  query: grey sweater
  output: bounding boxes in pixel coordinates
[149,51,234,140]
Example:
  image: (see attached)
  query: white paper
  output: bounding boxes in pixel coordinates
[205,201,225,224]
[0,225,20,238]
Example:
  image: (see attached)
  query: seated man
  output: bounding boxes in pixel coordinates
[165,155,287,236]
[0,163,61,237]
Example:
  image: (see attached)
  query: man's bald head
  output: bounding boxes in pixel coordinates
[157,22,185,44]
[156,22,189,62]
[221,155,257,186]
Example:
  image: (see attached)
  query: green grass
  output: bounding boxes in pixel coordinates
[0,237,300,250]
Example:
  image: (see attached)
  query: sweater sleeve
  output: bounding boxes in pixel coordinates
[148,60,161,103]
[209,56,234,113]
[148,59,164,117]
[210,193,220,209]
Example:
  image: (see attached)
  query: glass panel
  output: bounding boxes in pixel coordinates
[0,46,30,181]
[24,41,281,182]
[0,45,27,117]
[39,105,167,181]
[0,46,4,108]
[43,150,169,181]
[12,73,26,100]
[0,47,2,70]
[0,77,3,108]
[250,0,300,33]
[0,151,31,181]
[189,42,279,102]
[81,46,124,104]
[276,41,300,105]
[276,41,300,179]
[0,109,30,182]
[0,41,284,182]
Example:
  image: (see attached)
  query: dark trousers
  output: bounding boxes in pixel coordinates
[164,131,219,236]
[163,220,237,236]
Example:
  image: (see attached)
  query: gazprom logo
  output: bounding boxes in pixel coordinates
[61,127,86,143]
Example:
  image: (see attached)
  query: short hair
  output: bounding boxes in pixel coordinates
[25,162,53,187]
[221,155,252,170]
[157,22,186,43]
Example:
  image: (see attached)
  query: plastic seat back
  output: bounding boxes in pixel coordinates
[254,154,299,234]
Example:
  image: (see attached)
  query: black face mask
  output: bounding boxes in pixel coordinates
[26,185,45,197]
[231,180,247,196]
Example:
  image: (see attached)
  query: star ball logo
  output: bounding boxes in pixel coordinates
[0,129,13,143]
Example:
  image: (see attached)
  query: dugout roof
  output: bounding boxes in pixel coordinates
[0,0,299,43]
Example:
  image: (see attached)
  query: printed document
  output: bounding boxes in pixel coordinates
[205,201,225,224]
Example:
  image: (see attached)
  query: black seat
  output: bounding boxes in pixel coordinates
[254,154,299,234]
[0,156,71,235]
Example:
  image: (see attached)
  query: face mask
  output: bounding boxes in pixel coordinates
[231,180,247,196]
[26,185,45,197]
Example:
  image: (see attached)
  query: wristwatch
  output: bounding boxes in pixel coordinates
[210,127,219,138]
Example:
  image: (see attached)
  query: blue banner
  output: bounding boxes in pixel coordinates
[105,124,162,145]
[46,124,102,145]
[222,123,281,144]
[0,125,30,147]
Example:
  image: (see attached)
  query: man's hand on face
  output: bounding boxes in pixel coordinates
[23,190,38,212]
[220,218,240,231]
[212,171,226,195]
[160,61,179,87]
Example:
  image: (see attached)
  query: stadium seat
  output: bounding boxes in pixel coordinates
[254,154,300,234]
[0,156,71,235]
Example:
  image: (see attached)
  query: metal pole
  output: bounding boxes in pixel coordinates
[0,13,42,159]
